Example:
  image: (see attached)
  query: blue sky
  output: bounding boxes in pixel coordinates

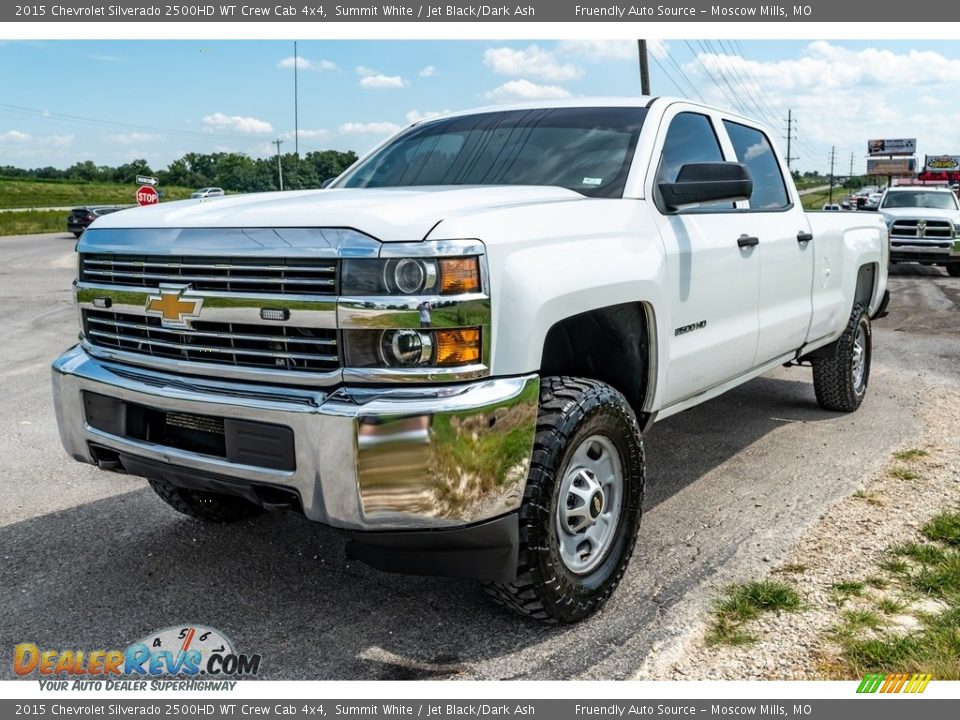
[2,39,960,174]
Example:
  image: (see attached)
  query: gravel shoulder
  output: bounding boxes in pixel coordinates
[637,377,960,680]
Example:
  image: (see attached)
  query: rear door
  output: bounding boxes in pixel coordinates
[648,107,761,407]
[721,119,814,365]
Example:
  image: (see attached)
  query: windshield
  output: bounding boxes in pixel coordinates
[337,107,648,199]
[881,191,959,210]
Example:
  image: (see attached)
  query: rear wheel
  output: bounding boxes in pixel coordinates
[947,264,960,278]
[148,478,264,523]
[486,377,644,623]
[812,302,872,412]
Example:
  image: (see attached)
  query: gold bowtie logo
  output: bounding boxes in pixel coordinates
[145,286,203,329]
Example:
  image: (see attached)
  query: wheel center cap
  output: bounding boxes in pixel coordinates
[589,491,603,519]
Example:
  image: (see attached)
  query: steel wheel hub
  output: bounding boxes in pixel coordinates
[852,322,867,391]
[556,434,624,575]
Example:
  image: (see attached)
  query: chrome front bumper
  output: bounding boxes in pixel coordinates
[52,345,538,532]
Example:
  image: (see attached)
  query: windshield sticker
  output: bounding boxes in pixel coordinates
[582,177,603,186]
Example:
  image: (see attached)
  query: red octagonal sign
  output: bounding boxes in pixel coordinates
[136,185,159,207]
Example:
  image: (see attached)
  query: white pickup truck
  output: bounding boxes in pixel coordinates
[52,98,889,623]
[879,186,960,276]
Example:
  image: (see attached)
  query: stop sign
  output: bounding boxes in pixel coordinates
[136,185,159,206]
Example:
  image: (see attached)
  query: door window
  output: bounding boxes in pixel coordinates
[723,121,790,210]
[656,112,730,209]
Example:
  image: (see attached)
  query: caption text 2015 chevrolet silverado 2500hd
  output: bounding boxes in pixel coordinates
[52,98,889,623]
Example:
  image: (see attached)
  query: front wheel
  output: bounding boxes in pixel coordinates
[812,302,872,412]
[946,264,960,278]
[148,478,264,523]
[486,377,645,623]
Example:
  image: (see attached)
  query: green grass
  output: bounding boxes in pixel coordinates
[841,608,960,679]
[876,597,908,615]
[831,580,866,606]
[866,576,889,590]
[889,467,920,481]
[777,563,808,575]
[892,542,948,566]
[706,580,802,646]
[0,177,194,209]
[909,555,960,601]
[880,558,910,576]
[800,189,837,210]
[0,210,66,237]
[923,511,960,547]
[836,509,960,678]
[894,448,929,462]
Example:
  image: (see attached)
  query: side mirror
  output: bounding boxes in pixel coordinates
[658,162,753,211]
[320,178,336,189]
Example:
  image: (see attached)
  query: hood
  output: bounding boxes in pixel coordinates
[880,207,960,223]
[91,186,585,242]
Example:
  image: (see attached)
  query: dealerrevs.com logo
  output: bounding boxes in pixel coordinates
[14,625,261,691]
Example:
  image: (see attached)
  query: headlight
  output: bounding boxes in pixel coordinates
[345,327,482,369]
[342,257,481,296]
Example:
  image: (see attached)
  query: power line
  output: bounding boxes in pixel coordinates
[648,53,689,98]
[661,46,705,102]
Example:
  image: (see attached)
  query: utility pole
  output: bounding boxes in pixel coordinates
[849,152,855,179]
[637,40,650,95]
[273,138,284,191]
[293,40,300,159]
[828,146,836,204]
[783,110,798,169]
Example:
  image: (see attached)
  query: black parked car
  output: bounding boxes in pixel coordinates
[66,206,128,238]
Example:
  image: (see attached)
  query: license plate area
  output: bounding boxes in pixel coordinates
[82,392,295,471]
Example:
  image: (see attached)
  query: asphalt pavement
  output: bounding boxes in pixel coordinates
[1,233,958,680]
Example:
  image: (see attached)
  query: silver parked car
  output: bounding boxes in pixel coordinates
[191,187,225,199]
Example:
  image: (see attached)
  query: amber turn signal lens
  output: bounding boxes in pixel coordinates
[439,257,480,294]
[434,328,481,366]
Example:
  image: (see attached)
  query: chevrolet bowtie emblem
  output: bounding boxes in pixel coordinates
[145,286,203,329]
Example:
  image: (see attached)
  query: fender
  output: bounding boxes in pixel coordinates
[429,198,671,414]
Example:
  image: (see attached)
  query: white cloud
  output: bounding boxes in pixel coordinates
[356,66,408,89]
[104,132,164,145]
[0,130,31,143]
[202,112,273,134]
[484,79,572,103]
[419,66,436,77]
[557,40,636,62]
[484,45,584,81]
[281,128,330,141]
[405,110,448,123]
[0,130,72,146]
[338,121,402,135]
[682,41,960,172]
[278,56,336,72]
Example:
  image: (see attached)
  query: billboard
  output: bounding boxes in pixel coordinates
[868,138,916,156]
[924,155,960,172]
[867,157,917,175]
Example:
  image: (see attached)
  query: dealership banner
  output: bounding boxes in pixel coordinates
[7,0,960,22]
[867,157,917,175]
[925,155,960,172]
[1,699,959,719]
[867,138,917,156]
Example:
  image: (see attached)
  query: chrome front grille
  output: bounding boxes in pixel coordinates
[889,219,954,240]
[80,254,337,295]
[83,310,339,373]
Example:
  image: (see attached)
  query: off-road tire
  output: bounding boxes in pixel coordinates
[148,478,263,523]
[486,377,645,623]
[947,264,960,278]
[812,302,872,412]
